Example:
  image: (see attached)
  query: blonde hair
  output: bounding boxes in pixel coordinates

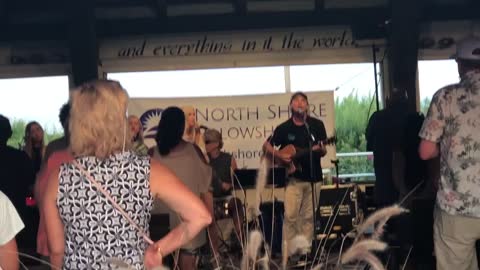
[182,106,196,126]
[69,80,131,159]
[181,105,207,159]
[181,105,200,143]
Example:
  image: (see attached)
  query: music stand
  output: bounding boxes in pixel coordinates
[233,168,287,189]
[267,167,288,188]
[232,169,256,189]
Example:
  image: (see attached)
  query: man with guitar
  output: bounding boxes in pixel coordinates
[263,91,327,266]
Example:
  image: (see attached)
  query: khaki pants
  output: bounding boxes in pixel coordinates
[283,178,314,253]
[434,207,480,270]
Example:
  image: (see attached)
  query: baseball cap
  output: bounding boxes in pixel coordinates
[452,37,480,61]
[204,128,222,144]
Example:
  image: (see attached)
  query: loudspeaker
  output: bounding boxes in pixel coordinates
[315,184,365,250]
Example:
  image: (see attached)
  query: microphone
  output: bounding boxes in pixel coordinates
[295,108,307,122]
[296,108,305,114]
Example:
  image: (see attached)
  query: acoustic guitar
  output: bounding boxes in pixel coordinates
[266,135,337,175]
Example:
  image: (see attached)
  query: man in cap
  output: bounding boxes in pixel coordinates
[203,129,244,261]
[419,36,480,270]
[263,91,327,266]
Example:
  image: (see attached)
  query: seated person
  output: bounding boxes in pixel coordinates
[128,115,148,156]
[204,129,245,257]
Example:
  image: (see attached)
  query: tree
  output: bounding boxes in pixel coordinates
[334,93,375,180]
[7,119,63,149]
[420,97,431,115]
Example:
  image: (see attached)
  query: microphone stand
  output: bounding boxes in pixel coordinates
[304,117,318,263]
[331,159,340,188]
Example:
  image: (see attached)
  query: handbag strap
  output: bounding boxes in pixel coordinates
[72,159,154,245]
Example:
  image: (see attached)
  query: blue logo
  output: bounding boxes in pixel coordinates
[140,108,163,140]
[287,133,295,141]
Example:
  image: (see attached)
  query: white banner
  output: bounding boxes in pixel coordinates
[129,91,336,169]
[101,27,356,60]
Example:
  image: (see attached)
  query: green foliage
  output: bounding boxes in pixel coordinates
[7,119,64,149]
[420,97,432,115]
[8,119,27,149]
[334,93,375,180]
[334,94,433,181]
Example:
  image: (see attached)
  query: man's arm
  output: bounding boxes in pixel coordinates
[0,192,25,270]
[418,91,445,160]
[311,142,327,157]
[262,133,291,163]
[0,238,19,270]
[312,119,328,157]
[220,156,238,191]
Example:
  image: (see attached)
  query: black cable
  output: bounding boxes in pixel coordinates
[366,47,388,126]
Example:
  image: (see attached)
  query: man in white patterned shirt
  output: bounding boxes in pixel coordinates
[0,190,25,270]
[419,37,480,270]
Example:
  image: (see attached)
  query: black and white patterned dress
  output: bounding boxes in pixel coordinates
[57,152,153,269]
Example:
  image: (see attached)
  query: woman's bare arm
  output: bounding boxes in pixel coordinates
[43,168,65,269]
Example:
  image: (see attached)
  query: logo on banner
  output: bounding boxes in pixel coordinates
[140,108,163,140]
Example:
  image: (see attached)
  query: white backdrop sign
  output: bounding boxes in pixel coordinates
[129,91,336,169]
[101,27,356,60]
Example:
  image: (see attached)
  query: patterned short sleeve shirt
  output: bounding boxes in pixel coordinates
[419,70,480,217]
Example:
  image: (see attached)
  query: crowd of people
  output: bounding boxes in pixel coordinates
[0,77,251,269]
[1,37,480,270]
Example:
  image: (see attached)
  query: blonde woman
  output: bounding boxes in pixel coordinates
[43,80,211,270]
[181,106,207,160]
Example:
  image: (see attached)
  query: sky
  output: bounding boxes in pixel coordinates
[0,60,460,133]
[418,59,459,101]
[108,63,379,100]
[0,75,69,132]
[109,60,460,101]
